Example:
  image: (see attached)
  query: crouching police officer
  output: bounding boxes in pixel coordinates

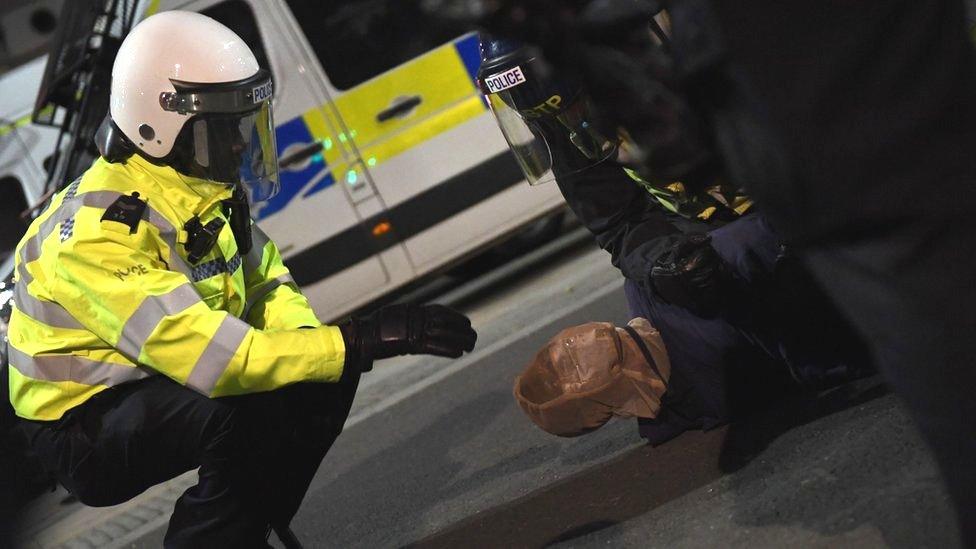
[7,12,476,547]
[479,37,868,443]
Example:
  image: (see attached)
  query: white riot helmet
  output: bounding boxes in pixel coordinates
[97,10,279,202]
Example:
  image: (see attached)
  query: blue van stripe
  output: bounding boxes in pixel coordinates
[455,34,482,85]
[258,116,327,220]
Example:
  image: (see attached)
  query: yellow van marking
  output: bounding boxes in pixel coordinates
[265,35,487,216]
[360,96,485,170]
[331,42,478,149]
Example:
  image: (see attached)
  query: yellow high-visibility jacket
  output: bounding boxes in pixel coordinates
[7,155,346,421]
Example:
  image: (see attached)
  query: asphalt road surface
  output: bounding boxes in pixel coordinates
[283,302,958,548]
[22,233,960,548]
[292,243,959,548]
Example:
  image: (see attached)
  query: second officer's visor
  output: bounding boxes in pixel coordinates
[481,57,615,185]
[160,70,280,203]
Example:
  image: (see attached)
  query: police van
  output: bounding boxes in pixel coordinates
[0,0,566,321]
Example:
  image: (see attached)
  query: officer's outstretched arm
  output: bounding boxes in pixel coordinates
[51,227,347,397]
[237,225,478,368]
[50,224,476,395]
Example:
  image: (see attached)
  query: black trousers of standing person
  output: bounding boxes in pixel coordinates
[20,368,361,548]
[679,0,976,543]
[798,219,976,545]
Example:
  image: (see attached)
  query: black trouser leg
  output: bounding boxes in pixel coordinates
[23,376,263,546]
[23,377,237,509]
[21,372,360,548]
[227,368,362,530]
[168,370,361,547]
[0,445,16,547]
[278,370,361,526]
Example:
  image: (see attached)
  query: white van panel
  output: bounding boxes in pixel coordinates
[405,181,565,271]
[0,58,46,119]
[367,112,564,270]
[367,112,511,209]
[257,183,357,253]
[301,255,394,321]
[0,56,55,207]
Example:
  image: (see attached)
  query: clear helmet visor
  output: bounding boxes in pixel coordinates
[486,91,553,185]
[480,56,616,185]
[163,70,279,203]
[189,103,279,203]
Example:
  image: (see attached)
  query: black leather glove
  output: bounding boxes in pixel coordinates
[339,304,478,372]
[650,234,729,318]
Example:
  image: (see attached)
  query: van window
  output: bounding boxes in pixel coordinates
[284,0,458,90]
[200,0,271,74]
[0,0,64,75]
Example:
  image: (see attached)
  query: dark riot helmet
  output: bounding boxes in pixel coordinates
[477,36,616,185]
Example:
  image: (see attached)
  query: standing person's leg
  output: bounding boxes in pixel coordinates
[802,218,976,545]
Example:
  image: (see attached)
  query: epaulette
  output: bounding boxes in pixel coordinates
[101,192,147,234]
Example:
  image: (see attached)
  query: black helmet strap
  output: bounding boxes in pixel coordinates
[222,185,253,256]
[95,116,136,164]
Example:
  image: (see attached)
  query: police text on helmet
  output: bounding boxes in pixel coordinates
[484,66,527,93]
[252,81,273,104]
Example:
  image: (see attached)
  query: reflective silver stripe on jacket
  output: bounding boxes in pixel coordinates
[241,274,295,320]
[7,345,152,386]
[142,206,193,277]
[185,315,250,395]
[243,224,271,275]
[116,283,203,361]
[12,265,84,330]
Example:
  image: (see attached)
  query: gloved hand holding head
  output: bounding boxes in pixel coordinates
[651,233,731,318]
[514,318,670,437]
[96,10,279,204]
